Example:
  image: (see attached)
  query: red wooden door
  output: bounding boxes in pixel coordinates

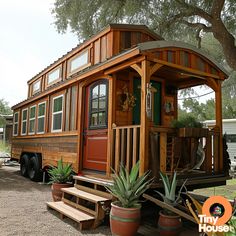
[83,80,108,172]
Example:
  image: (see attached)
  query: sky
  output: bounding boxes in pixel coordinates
[0,0,78,107]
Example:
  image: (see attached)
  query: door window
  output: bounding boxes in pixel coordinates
[89,81,108,128]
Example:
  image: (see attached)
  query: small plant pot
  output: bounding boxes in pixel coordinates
[158,211,182,236]
[51,183,73,202]
[110,201,141,236]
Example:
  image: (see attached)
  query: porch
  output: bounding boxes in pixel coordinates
[109,123,227,186]
[102,41,229,185]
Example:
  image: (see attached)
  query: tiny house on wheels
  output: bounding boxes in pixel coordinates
[12,24,229,189]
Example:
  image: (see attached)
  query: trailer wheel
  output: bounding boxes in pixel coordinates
[20,154,29,177]
[27,156,42,181]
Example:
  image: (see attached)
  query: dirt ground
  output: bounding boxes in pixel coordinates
[0,165,111,236]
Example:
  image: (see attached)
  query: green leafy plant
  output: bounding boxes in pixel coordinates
[106,161,153,208]
[48,158,73,184]
[156,172,187,214]
[171,115,203,128]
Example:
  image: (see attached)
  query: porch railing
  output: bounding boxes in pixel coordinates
[111,125,141,172]
[149,126,221,175]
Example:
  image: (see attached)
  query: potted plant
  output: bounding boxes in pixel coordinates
[106,161,153,236]
[48,158,74,202]
[171,115,208,137]
[156,171,187,235]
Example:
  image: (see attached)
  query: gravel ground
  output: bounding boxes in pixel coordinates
[0,165,111,236]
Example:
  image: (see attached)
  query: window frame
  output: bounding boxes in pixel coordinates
[37,101,46,134]
[21,108,28,136]
[89,80,108,130]
[29,105,36,135]
[51,94,64,133]
[46,66,62,87]
[32,79,41,95]
[68,49,90,75]
[13,111,19,136]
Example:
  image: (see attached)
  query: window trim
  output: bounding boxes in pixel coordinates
[89,80,108,130]
[68,49,90,75]
[29,105,36,135]
[51,94,64,133]
[13,111,19,136]
[32,79,41,95]
[37,101,46,134]
[21,108,28,136]
[46,66,62,87]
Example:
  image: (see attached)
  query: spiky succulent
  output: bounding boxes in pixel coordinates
[48,158,73,184]
[106,161,153,208]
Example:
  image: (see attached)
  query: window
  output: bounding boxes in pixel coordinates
[32,80,41,94]
[37,102,46,134]
[29,105,36,134]
[47,67,61,85]
[21,109,28,135]
[69,50,89,73]
[13,112,19,136]
[180,51,190,67]
[90,81,108,128]
[226,134,236,143]
[167,51,175,63]
[52,95,63,132]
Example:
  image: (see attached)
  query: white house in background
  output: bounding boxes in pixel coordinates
[204,119,236,162]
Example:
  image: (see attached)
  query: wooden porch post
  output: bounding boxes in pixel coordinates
[140,60,150,175]
[215,80,223,173]
[106,75,114,176]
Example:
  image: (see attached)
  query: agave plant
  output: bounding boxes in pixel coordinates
[106,161,153,208]
[48,158,73,184]
[156,171,187,206]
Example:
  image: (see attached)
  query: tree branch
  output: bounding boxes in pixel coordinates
[175,0,213,23]
[211,0,225,19]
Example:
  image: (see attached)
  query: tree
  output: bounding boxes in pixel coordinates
[0,99,12,127]
[52,0,236,70]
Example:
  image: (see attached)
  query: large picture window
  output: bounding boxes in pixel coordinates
[37,102,46,134]
[29,105,36,134]
[21,108,28,135]
[89,81,108,128]
[52,95,63,132]
[13,112,19,136]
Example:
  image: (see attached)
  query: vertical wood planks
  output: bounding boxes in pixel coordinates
[160,132,167,173]
[115,129,121,172]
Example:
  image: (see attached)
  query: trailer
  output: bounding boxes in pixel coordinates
[11,24,229,188]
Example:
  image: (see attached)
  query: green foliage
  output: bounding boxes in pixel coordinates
[171,115,203,128]
[106,161,153,208]
[0,142,11,153]
[48,158,73,184]
[0,99,12,127]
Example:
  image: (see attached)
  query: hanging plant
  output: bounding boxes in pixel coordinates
[120,85,136,111]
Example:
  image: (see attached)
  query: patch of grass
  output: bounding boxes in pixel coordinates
[0,142,11,153]
[193,179,236,200]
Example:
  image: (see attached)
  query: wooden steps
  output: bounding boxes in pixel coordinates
[46,175,113,230]
[46,201,94,230]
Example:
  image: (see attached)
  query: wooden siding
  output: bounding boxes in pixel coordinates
[11,135,79,172]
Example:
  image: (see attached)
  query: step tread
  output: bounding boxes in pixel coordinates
[62,187,110,203]
[46,201,94,222]
[73,175,113,187]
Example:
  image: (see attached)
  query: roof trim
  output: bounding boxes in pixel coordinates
[137,40,229,76]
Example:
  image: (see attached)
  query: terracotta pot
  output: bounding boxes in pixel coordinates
[51,183,73,202]
[158,211,182,236]
[110,201,141,236]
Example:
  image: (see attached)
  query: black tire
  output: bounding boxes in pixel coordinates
[27,156,42,181]
[20,154,29,177]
